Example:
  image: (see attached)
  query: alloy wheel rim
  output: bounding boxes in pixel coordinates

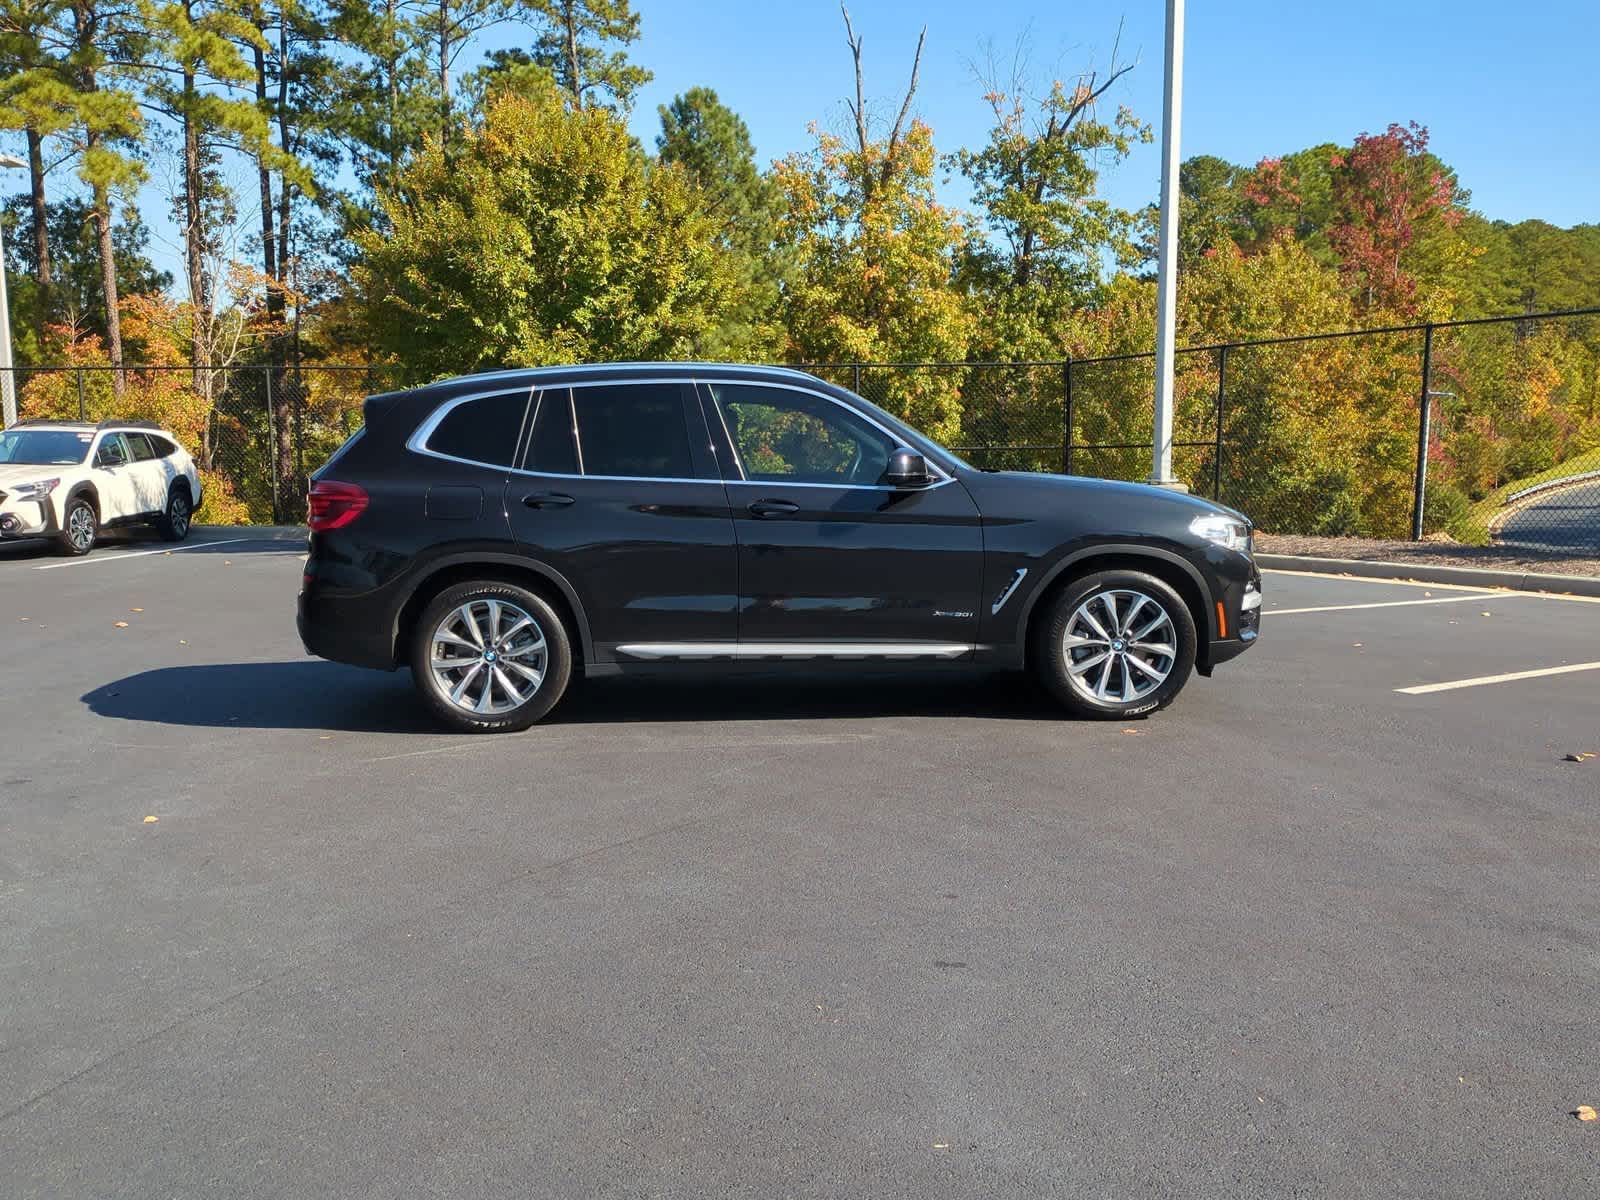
[172,496,189,535]
[1062,588,1177,704]
[69,505,95,549]
[428,599,547,715]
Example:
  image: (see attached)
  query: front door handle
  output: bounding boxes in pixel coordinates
[747,499,800,518]
[522,492,576,509]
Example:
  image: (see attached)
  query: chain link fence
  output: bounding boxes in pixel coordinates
[808,307,1600,554]
[4,307,1596,551]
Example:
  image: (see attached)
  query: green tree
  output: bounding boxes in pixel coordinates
[951,38,1148,302]
[657,86,780,356]
[64,0,149,393]
[0,0,76,307]
[1,193,170,362]
[774,10,972,441]
[352,85,742,380]
[526,0,647,111]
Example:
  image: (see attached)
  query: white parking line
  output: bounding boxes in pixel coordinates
[32,537,261,570]
[1396,661,1600,695]
[1261,567,1600,604]
[1260,568,1495,593]
[1268,594,1525,616]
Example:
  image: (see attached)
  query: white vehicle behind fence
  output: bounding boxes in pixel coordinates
[0,420,202,556]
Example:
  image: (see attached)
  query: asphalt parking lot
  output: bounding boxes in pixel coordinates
[3,527,1598,1198]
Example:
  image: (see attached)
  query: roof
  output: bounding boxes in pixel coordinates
[12,418,165,432]
[369,362,826,407]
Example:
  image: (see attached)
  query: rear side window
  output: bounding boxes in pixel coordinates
[572,384,693,479]
[147,434,177,457]
[125,433,157,462]
[424,391,530,466]
[525,390,579,475]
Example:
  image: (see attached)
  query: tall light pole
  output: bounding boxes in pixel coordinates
[0,152,27,428]
[1149,0,1185,488]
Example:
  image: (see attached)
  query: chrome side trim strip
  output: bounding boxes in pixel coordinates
[991,567,1029,615]
[616,641,976,661]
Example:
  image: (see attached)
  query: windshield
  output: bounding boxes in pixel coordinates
[0,428,93,466]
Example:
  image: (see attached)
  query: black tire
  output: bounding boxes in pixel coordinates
[1032,569,1197,719]
[156,484,193,542]
[409,580,573,733]
[56,495,98,556]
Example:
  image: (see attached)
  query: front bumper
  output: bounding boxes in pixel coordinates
[1200,561,1261,673]
[0,500,55,540]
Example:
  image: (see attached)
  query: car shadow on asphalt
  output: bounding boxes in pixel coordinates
[82,662,1065,733]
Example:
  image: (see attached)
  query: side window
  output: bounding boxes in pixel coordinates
[147,434,178,458]
[524,389,580,475]
[572,384,694,479]
[125,432,157,462]
[95,433,130,467]
[424,391,530,467]
[709,384,893,485]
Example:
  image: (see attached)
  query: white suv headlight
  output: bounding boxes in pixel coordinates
[10,478,60,500]
[1189,513,1251,554]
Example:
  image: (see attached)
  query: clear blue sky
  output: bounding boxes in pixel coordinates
[593,0,1597,227]
[8,0,1595,290]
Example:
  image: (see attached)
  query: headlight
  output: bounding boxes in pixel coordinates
[1189,513,1251,554]
[11,478,60,499]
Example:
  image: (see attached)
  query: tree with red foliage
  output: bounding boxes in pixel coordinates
[1327,122,1461,315]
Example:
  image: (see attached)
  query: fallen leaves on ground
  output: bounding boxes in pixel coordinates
[129,607,143,613]
[142,815,158,824]
[1576,1105,1597,1122]
[113,621,129,628]
[1563,752,1597,763]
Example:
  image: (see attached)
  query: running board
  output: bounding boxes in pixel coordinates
[615,641,977,661]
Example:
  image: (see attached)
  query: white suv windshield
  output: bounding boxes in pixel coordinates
[0,428,93,465]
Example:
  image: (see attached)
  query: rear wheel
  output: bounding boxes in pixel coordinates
[56,496,98,556]
[409,581,573,733]
[156,485,192,542]
[1033,569,1196,719]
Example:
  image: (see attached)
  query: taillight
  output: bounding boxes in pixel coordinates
[307,479,368,531]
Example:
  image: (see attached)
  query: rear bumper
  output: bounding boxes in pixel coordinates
[297,591,400,670]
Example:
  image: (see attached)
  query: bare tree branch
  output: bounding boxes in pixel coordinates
[885,24,926,158]
[841,4,868,160]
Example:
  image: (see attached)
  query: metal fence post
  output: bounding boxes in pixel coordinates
[1062,359,1074,475]
[265,366,280,523]
[76,368,86,420]
[852,363,862,394]
[1410,324,1435,540]
[1212,345,1229,500]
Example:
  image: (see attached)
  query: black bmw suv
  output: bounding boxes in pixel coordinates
[298,363,1260,732]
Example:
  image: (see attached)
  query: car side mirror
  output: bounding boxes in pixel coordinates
[884,447,933,489]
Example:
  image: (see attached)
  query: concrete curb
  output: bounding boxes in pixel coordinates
[1258,553,1600,598]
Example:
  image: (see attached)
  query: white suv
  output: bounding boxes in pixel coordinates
[0,420,203,555]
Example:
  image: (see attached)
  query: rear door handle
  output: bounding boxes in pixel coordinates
[747,499,800,518]
[522,492,576,509]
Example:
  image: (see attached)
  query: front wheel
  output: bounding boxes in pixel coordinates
[56,496,98,556]
[409,581,573,733]
[1033,570,1197,719]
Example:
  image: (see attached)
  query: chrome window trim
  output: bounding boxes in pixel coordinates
[700,378,954,486]
[406,383,537,470]
[409,374,961,494]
